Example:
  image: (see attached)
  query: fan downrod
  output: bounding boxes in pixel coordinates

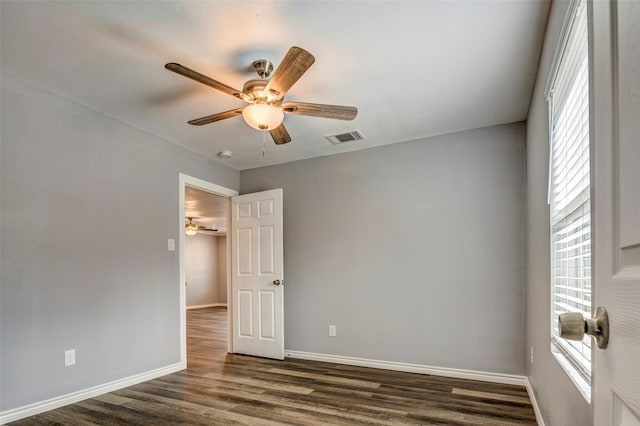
[251,59,274,79]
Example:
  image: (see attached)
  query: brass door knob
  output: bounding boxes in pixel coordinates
[558,306,609,349]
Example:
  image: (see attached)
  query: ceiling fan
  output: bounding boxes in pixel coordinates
[165,46,358,145]
[185,217,217,236]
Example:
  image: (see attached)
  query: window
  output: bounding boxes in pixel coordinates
[548,0,591,400]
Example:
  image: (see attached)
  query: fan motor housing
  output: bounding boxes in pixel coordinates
[243,78,279,102]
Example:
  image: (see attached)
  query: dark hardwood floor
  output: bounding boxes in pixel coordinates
[12,307,537,425]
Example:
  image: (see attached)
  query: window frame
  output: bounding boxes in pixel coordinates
[546,0,593,402]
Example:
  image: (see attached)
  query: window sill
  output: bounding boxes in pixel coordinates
[551,346,591,402]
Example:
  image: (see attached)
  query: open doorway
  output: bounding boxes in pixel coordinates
[178,174,238,367]
[184,187,229,365]
[178,174,284,364]
[184,186,228,310]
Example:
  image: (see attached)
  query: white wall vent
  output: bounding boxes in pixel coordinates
[325,130,365,145]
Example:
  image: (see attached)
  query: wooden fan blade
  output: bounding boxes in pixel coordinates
[165,63,244,100]
[270,124,292,145]
[197,226,218,231]
[282,102,357,120]
[265,47,315,98]
[188,108,244,126]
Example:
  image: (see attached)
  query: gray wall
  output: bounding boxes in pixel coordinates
[241,123,526,374]
[525,0,593,424]
[0,73,239,411]
[185,234,226,307]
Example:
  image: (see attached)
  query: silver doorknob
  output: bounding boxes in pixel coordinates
[272,279,283,286]
[558,306,609,349]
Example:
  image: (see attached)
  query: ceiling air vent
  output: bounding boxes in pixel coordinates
[325,130,365,145]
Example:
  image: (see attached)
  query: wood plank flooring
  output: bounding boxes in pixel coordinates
[11,307,537,425]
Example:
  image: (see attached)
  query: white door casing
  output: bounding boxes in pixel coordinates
[591,1,640,424]
[231,189,284,360]
[179,174,238,366]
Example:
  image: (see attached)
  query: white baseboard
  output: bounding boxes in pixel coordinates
[284,350,527,386]
[525,377,546,426]
[0,362,185,424]
[0,352,538,425]
[186,303,227,310]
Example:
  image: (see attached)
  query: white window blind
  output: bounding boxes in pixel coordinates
[548,0,591,394]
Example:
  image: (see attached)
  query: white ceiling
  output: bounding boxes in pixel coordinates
[0,0,549,171]
[185,186,228,235]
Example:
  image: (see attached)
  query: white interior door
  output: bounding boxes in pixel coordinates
[592,1,640,424]
[231,189,284,360]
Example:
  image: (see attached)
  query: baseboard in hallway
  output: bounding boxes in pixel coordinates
[186,303,227,310]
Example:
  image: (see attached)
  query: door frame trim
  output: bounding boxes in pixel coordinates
[178,173,238,366]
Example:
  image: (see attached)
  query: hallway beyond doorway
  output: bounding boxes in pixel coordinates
[187,306,228,370]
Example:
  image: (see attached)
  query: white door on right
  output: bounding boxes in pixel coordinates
[230,188,284,360]
[592,1,640,424]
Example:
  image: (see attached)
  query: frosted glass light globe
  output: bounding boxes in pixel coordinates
[185,223,198,236]
[242,104,284,131]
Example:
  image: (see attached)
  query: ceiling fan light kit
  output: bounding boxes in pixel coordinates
[185,217,217,236]
[165,46,358,146]
[185,220,198,236]
[242,103,284,130]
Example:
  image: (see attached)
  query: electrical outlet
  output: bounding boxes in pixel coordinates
[65,349,76,367]
[530,346,534,365]
[329,325,336,337]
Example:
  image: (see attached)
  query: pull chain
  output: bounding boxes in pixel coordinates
[262,131,266,158]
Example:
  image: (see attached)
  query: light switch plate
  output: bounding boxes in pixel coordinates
[64,349,76,366]
[168,239,175,251]
[329,325,336,337]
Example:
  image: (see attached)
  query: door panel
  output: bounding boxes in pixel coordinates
[592,1,640,424]
[231,188,284,360]
[237,202,252,218]
[614,394,640,426]
[616,0,640,249]
[258,199,274,217]
[237,228,252,275]
[238,290,253,337]
[259,226,275,274]
[259,290,276,340]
